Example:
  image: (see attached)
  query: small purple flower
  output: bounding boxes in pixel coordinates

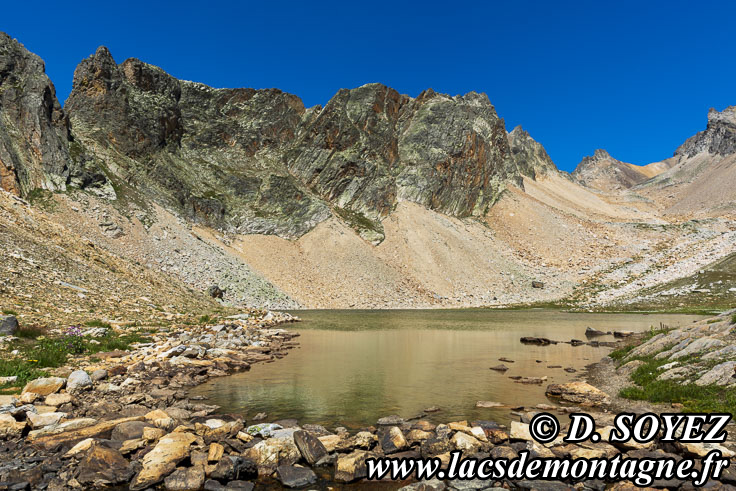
[63,325,85,354]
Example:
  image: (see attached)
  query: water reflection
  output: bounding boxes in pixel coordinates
[191,310,702,428]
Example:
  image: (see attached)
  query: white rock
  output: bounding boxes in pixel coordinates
[66,370,93,391]
[27,411,66,429]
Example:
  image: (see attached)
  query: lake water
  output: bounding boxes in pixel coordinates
[190,310,703,428]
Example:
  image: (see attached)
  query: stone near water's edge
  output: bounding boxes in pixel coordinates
[130,432,197,490]
[293,430,327,465]
[545,382,610,406]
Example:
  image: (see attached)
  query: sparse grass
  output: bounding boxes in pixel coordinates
[23,338,70,368]
[608,325,672,361]
[608,344,636,362]
[334,206,384,239]
[85,319,112,329]
[0,358,48,391]
[14,325,45,339]
[26,189,58,212]
[86,332,150,354]
[2,309,18,316]
[199,314,213,325]
[0,330,152,393]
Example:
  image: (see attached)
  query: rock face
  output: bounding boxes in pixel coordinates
[0,33,73,196]
[63,48,538,243]
[676,106,736,157]
[286,86,522,242]
[65,46,329,237]
[508,126,558,179]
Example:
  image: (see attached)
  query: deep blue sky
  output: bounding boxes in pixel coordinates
[3,1,734,171]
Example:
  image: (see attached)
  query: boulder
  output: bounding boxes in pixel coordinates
[44,393,73,407]
[22,377,65,396]
[19,392,38,404]
[0,413,25,438]
[545,382,610,406]
[245,423,282,438]
[450,432,482,453]
[26,411,65,429]
[489,364,508,372]
[509,421,533,441]
[678,441,735,458]
[66,370,93,391]
[143,426,167,441]
[293,430,327,465]
[91,369,108,382]
[585,327,606,337]
[243,437,300,475]
[64,437,96,457]
[0,315,18,335]
[531,281,544,289]
[317,434,340,452]
[520,337,557,345]
[145,409,177,431]
[208,442,225,462]
[209,456,257,481]
[420,437,451,457]
[77,444,133,485]
[669,337,726,359]
[491,445,518,459]
[130,432,197,490]
[276,465,318,488]
[164,466,206,491]
[111,420,155,441]
[399,479,447,490]
[335,450,374,482]
[379,426,408,454]
[377,415,404,425]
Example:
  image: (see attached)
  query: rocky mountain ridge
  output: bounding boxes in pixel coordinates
[19,41,550,245]
[1,31,736,310]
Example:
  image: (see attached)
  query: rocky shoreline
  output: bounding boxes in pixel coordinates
[1,312,736,490]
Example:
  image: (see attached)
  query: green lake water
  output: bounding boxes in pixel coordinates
[190,310,703,428]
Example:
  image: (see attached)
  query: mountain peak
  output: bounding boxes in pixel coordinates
[676,105,736,158]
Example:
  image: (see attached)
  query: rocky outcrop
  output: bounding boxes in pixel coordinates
[63,50,539,241]
[676,106,736,157]
[65,47,329,237]
[508,126,558,180]
[288,86,519,241]
[572,149,648,191]
[0,34,72,196]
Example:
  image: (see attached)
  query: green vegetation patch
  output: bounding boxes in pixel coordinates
[334,206,385,243]
[608,325,672,361]
[620,354,736,413]
[613,320,736,415]
[0,327,151,392]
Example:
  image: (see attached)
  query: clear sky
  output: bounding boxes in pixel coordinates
[3,0,734,171]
